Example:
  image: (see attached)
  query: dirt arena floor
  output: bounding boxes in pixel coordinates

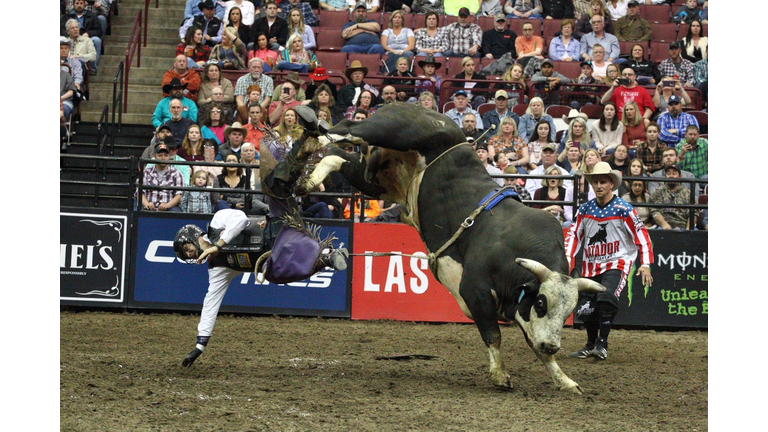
[60,311,708,431]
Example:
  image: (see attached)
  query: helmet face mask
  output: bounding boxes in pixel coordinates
[174,225,205,264]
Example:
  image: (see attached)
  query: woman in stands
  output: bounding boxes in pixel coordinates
[226,7,252,49]
[418,91,438,111]
[621,179,654,228]
[590,44,608,81]
[451,57,490,109]
[681,19,707,63]
[381,10,416,72]
[288,7,316,51]
[591,101,624,156]
[178,124,206,161]
[210,26,248,70]
[276,33,319,73]
[627,43,660,85]
[275,108,303,147]
[638,122,666,173]
[527,119,556,171]
[217,153,247,210]
[558,142,584,174]
[531,165,566,223]
[581,148,601,174]
[519,97,556,143]
[344,89,377,120]
[200,103,229,146]
[652,77,691,117]
[193,139,224,186]
[618,157,646,196]
[305,84,342,124]
[197,63,235,108]
[558,115,596,162]
[383,56,416,101]
[620,101,649,155]
[602,62,619,87]
[224,0,256,26]
[248,33,279,73]
[548,19,581,62]
[573,0,614,39]
[487,117,530,173]
[177,27,211,70]
[498,63,527,107]
[414,12,447,58]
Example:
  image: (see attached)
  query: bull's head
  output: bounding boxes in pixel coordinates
[509,258,606,355]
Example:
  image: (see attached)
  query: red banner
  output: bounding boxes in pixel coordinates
[351,223,473,323]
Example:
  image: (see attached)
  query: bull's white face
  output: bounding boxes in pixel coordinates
[514,275,580,355]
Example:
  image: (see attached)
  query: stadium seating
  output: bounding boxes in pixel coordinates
[649,23,678,42]
[580,103,604,119]
[639,4,671,23]
[552,61,581,80]
[650,41,671,63]
[442,100,455,113]
[512,103,529,117]
[542,19,564,39]
[477,15,496,33]
[316,28,346,51]
[546,105,572,119]
[446,56,477,75]
[318,10,350,28]
[687,110,708,134]
[316,51,347,74]
[477,102,495,116]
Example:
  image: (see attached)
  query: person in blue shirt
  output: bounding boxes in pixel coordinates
[152,80,199,128]
[340,2,386,54]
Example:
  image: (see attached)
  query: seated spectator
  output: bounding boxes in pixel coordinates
[180,0,224,48]
[580,147,601,174]
[579,14,620,64]
[501,166,532,200]
[563,173,594,227]
[238,142,269,215]
[337,61,383,110]
[163,55,203,102]
[60,38,83,92]
[613,1,650,42]
[652,77,691,117]
[649,164,694,229]
[506,0,544,20]
[558,110,596,158]
[531,58,572,106]
[475,144,504,187]
[63,18,97,73]
[543,0,575,19]
[621,178,654,228]
[219,122,248,160]
[413,56,443,103]
[345,89,378,120]
[275,108,304,146]
[572,0,591,20]
[286,7,316,52]
[548,19,581,62]
[209,26,248,70]
[497,63,527,106]
[462,113,487,147]
[320,0,350,11]
[418,91,439,110]
[591,101,624,156]
[620,100,649,153]
[197,63,235,108]
[681,19,707,63]
[658,41,695,87]
[600,67,654,119]
[411,0,444,15]
[518,97,556,142]
[200,102,230,146]
[572,60,600,108]
[276,34,318,73]
[627,43,660,85]
[305,84,343,124]
[193,140,224,184]
[243,102,267,148]
[527,119,557,171]
[153,79,199,128]
[253,1,290,52]
[692,47,708,107]
[514,21,545,67]
[181,169,219,214]
[479,0,502,16]
[647,147,697,195]
[178,124,206,161]
[235,58,275,120]
[531,165,567,223]
[60,0,103,74]
[305,67,339,101]
[248,32,279,72]
[224,0,256,26]
[606,142,630,176]
[64,0,111,36]
[443,7,484,58]
[617,157,645,193]
[268,73,304,125]
[225,6,253,48]
[671,0,702,25]
[341,2,386,54]
[161,104,198,149]
[585,44,608,80]
[494,151,511,172]
[381,10,416,71]
[344,198,382,221]
[487,116,530,173]
[482,13,518,60]
[177,27,212,70]
[656,95,698,146]
[675,124,708,179]
[450,57,491,108]
[352,108,370,121]
[280,0,319,28]
[348,0,381,12]
[445,90,484,129]
[383,59,416,101]
[558,141,585,174]
[573,1,614,40]
[375,85,399,108]
[602,62,619,87]
[638,121,666,174]
[217,153,248,210]
[140,142,186,212]
[60,69,77,120]
[525,143,573,195]
[482,90,519,138]
[142,125,172,160]
[185,0,226,21]
[414,12,449,58]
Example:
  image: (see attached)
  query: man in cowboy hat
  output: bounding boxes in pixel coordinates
[268,72,304,126]
[305,67,338,101]
[152,78,199,128]
[162,54,202,102]
[219,122,248,160]
[337,60,383,110]
[565,161,654,360]
[179,0,224,48]
[481,13,518,60]
[340,2,386,54]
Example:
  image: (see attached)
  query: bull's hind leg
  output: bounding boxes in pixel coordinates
[522,333,583,394]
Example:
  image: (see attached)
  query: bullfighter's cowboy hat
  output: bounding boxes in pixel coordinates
[583,161,622,191]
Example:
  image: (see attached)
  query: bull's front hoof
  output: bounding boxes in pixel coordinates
[489,370,513,389]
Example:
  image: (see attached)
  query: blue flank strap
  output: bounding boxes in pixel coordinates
[479,188,521,211]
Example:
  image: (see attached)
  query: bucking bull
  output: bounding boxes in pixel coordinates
[297,103,606,394]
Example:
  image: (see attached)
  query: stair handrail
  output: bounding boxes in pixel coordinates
[112,61,125,136]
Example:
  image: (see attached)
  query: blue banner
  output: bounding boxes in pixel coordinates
[132,216,350,316]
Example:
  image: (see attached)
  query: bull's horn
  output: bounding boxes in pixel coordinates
[575,278,607,293]
[515,258,553,282]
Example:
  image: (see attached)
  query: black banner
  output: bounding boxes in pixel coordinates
[60,212,128,305]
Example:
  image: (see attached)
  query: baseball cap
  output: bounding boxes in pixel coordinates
[494,13,506,22]
[668,41,682,50]
[541,58,554,67]
[458,7,470,17]
[494,90,508,99]
[474,142,488,151]
[155,143,170,154]
[580,60,593,69]
[668,95,682,105]
[454,89,468,98]
[542,143,557,152]
[627,0,639,6]
[156,124,172,134]
[665,164,682,174]
[355,1,367,10]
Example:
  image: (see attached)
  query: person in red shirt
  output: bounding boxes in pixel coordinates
[599,67,654,120]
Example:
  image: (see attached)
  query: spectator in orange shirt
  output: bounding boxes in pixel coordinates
[514,21,544,68]
[163,55,203,102]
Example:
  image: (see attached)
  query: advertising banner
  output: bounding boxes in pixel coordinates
[613,230,708,328]
[60,212,128,304]
[132,215,351,317]
[351,223,473,323]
